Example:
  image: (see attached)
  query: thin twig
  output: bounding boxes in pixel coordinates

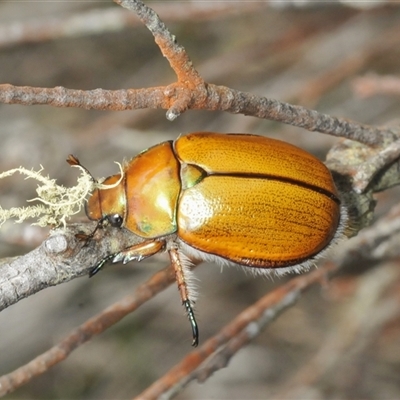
[114,0,203,86]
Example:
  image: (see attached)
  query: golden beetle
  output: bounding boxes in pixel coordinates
[79,132,345,346]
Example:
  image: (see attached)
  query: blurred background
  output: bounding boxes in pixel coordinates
[1,1,400,399]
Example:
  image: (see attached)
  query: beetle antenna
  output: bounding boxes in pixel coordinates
[184,300,199,347]
[66,154,96,182]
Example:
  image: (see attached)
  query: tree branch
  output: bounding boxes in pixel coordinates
[0,222,144,311]
[0,83,396,146]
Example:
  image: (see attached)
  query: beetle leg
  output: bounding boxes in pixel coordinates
[112,240,165,264]
[89,253,116,277]
[183,299,199,348]
[89,240,164,277]
[169,247,199,347]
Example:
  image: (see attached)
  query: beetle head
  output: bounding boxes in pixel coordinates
[86,173,126,228]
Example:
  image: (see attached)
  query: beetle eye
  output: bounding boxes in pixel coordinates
[108,214,123,227]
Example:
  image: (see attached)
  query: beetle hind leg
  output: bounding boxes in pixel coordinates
[168,247,199,347]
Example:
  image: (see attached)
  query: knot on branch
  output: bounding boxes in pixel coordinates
[164,80,208,121]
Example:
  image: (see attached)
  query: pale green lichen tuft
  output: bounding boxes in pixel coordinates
[0,164,95,228]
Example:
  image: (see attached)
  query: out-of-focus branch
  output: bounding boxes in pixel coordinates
[0,3,265,50]
[0,263,177,397]
[271,261,400,400]
[136,262,338,400]
[352,73,400,98]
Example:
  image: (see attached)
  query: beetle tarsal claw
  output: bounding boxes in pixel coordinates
[183,300,199,347]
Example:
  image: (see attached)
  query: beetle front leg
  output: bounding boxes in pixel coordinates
[112,240,165,264]
[89,240,165,277]
[169,247,199,347]
[89,253,116,277]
